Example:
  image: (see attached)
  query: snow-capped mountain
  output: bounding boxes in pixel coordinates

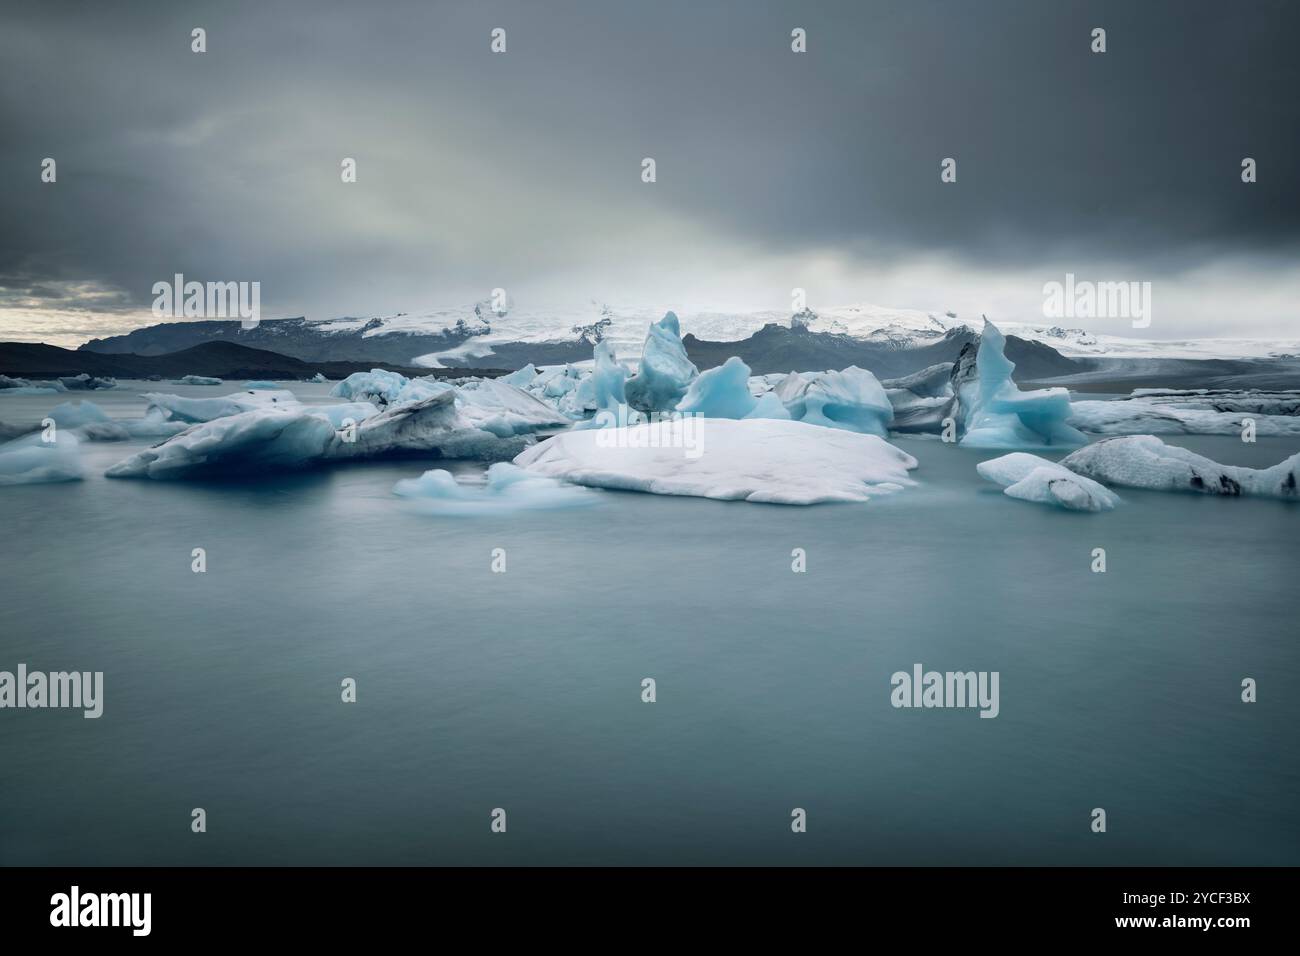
[80,299,1300,367]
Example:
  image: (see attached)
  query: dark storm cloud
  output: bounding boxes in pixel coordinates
[1,0,1297,326]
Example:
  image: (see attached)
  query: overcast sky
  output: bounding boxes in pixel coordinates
[2,0,1298,346]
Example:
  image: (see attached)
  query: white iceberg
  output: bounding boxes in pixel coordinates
[1069,399,1300,437]
[0,431,83,485]
[173,375,223,386]
[453,378,570,436]
[142,388,299,424]
[625,312,698,413]
[976,452,1120,512]
[514,418,918,505]
[955,320,1086,448]
[393,462,595,514]
[1060,435,1300,499]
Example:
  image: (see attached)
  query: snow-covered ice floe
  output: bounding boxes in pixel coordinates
[514,418,918,505]
[393,462,595,514]
[0,431,83,485]
[1060,436,1300,499]
[106,392,526,479]
[976,452,1120,512]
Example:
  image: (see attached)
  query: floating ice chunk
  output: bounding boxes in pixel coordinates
[884,363,955,433]
[676,357,759,419]
[773,366,893,436]
[308,402,381,428]
[306,373,328,384]
[106,392,526,479]
[590,341,629,414]
[392,462,595,514]
[48,400,111,428]
[454,378,570,436]
[0,431,83,485]
[172,375,223,386]
[625,312,699,413]
[243,380,281,390]
[514,418,918,505]
[1061,435,1300,499]
[1069,400,1300,437]
[123,407,190,439]
[744,391,792,421]
[977,452,1120,512]
[0,375,64,394]
[500,364,540,387]
[956,320,1086,448]
[142,389,299,423]
[330,368,411,405]
[60,374,115,390]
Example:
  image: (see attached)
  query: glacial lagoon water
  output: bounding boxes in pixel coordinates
[1,383,1297,865]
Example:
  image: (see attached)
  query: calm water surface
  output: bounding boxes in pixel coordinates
[1,383,1296,864]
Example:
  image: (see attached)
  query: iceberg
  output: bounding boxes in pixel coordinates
[60,374,116,390]
[142,389,299,423]
[453,378,571,436]
[48,400,112,429]
[500,364,539,387]
[1069,398,1300,437]
[0,375,64,395]
[514,418,918,505]
[625,312,699,413]
[243,380,282,390]
[977,452,1120,512]
[330,368,413,405]
[106,392,525,479]
[773,366,893,436]
[393,462,595,514]
[954,320,1086,448]
[307,372,328,384]
[1060,435,1300,499]
[172,375,223,386]
[676,357,759,419]
[884,363,955,433]
[0,431,83,485]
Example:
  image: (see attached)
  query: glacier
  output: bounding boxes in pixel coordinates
[1060,435,1300,499]
[393,462,595,514]
[514,418,918,505]
[977,452,1120,512]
